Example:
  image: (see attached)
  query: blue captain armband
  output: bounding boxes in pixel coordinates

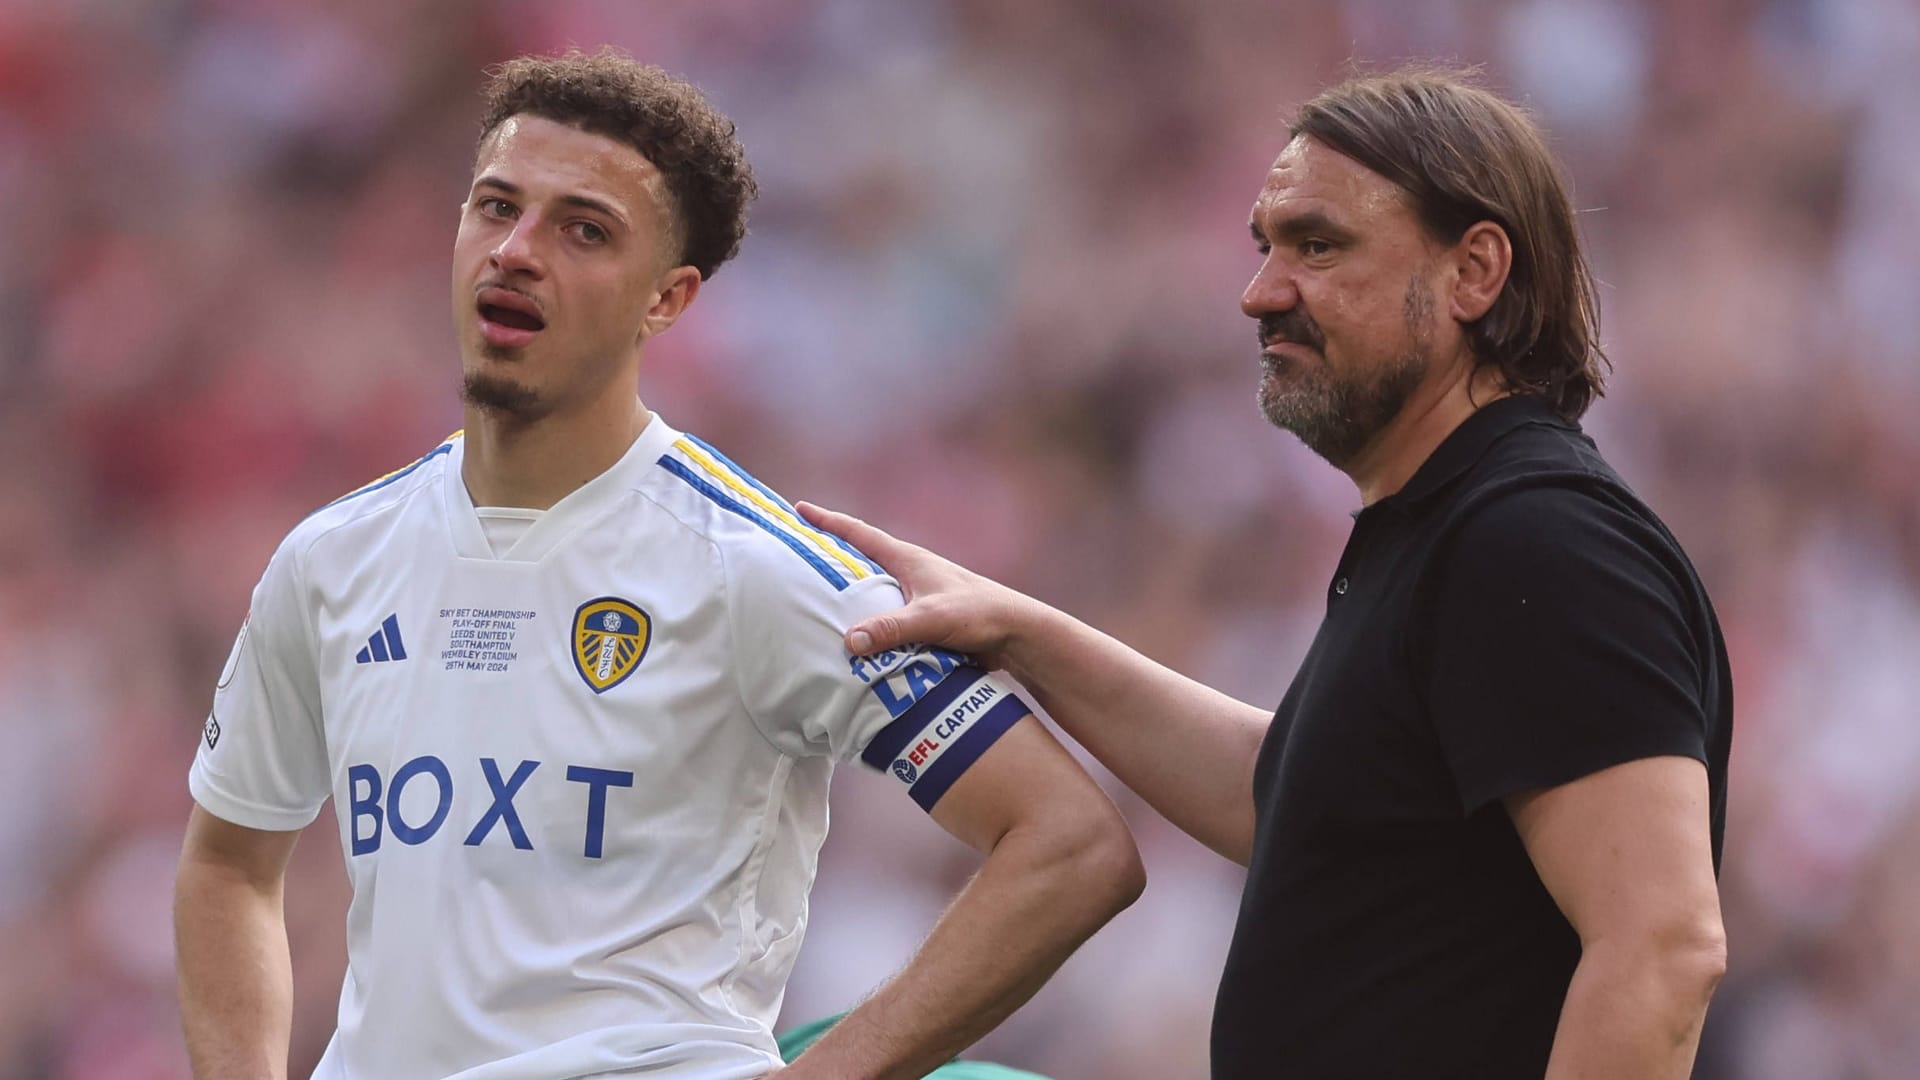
[859,668,1029,811]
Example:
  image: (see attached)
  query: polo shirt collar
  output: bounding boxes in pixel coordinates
[1382,394,1576,510]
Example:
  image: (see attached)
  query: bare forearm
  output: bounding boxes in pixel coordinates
[1544,942,1724,1079]
[785,820,1141,1079]
[175,860,295,1080]
[1001,602,1269,863]
[792,502,1267,861]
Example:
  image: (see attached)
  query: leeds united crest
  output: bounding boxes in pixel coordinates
[571,597,652,694]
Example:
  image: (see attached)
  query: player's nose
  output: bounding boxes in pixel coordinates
[490,217,547,279]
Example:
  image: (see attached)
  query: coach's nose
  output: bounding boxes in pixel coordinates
[1241,256,1299,319]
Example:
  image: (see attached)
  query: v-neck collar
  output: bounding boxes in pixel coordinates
[443,413,681,562]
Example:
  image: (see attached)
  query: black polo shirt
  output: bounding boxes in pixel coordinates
[1210,395,1732,1079]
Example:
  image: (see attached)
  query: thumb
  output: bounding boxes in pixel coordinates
[845,612,909,656]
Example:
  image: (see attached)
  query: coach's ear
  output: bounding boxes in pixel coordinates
[639,266,702,342]
[1447,220,1511,324]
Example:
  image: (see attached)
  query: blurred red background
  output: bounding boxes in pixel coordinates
[2,1,1916,1076]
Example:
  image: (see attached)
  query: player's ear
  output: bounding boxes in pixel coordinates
[638,265,702,342]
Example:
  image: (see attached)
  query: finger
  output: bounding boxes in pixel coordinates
[796,501,912,569]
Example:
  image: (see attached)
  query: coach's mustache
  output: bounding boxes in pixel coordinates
[1259,312,1324,355]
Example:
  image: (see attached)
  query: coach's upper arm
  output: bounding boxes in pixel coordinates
[1506,756,1725,961]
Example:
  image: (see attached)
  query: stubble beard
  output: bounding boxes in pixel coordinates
[1259,275,1436,468]
[461,355,551,425]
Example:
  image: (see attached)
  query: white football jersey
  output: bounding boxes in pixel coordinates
[188,415,1027,1080]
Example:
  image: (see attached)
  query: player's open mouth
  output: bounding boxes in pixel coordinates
[476,287,547,348]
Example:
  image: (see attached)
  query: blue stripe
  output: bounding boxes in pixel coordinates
[318,442,454,513]
[382,614,408,661]
[860,667,988,770]
[684,434,884,576]
[366,629,389,663]
[657,457,849,590]
[685,433,795,510]
[907,696,1028,811]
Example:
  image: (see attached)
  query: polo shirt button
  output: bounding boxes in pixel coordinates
[1334,577,1350,595]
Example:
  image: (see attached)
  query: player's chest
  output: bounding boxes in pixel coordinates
[309,548,749,773]
[309,550,784,864]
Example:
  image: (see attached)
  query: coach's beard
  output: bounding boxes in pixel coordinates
[1259,278,1434,468]
[1260,349,1427,467]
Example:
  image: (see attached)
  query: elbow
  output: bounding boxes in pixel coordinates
[1681,920,1728,1001]
[1588,914,1728,1008]
[1008,797,1144,924]
[1652,912,1727,1002]
[1063,805,1147,921]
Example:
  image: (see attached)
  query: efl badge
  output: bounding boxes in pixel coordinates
[571,597,651,694]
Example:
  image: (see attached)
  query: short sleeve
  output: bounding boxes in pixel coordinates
[188,539,331,830]
[727,547,1029,812]
[1422,485,1709,815]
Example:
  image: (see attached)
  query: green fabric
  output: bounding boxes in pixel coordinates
[776,1014,1053,1079]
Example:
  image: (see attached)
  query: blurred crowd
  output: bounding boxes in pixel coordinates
[1,0,1916,1076]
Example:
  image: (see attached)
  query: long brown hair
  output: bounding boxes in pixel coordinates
[1291,66,1607,420]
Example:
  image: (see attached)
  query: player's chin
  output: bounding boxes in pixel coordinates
[461,370,546,419]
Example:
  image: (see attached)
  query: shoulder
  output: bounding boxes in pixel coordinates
[280,431,461,562]
[1421,464,1700,642]
[1441,480,1683,589]
[1437,413,1687,568]
[1471,413,1619,495]
[1451,480,1654,553]
[636,429,884,597]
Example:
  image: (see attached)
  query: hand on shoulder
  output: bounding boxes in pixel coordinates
[798,502,1044,671]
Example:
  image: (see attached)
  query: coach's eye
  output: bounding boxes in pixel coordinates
[1301,238,1334,258]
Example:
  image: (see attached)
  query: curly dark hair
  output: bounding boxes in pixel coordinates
[1291,66,1608,421]
[478,48,758,280]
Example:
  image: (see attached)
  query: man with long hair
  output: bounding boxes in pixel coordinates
[805,67,1732,1079]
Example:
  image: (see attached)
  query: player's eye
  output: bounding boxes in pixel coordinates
[568,221,609,245]
[476,197,515,219]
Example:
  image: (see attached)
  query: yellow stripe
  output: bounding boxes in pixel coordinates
[328,431,463,505]
[673,438,871,581]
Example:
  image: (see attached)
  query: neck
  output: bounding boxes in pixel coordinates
[461,389,651,510]
[1343,355,1508,507]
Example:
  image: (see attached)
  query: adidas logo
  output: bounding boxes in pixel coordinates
[354,614,409,664]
